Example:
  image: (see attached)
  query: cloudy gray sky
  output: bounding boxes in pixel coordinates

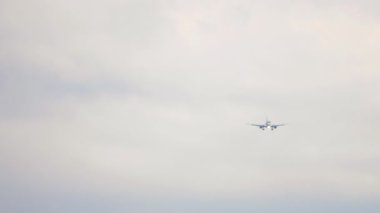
[1,0,380,212]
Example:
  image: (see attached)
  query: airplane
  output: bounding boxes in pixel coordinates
[248,118,285,130]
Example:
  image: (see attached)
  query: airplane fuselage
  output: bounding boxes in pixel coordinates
[261,124,276,130]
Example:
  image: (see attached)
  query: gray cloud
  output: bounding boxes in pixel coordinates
[1,0,380,212]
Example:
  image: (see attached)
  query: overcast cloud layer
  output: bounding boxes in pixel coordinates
[1,0,380,212]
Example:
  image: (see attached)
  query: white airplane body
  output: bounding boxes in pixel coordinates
[249,119,285,130]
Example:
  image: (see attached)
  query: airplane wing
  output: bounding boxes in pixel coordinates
[271,124,286,127]
[249,124,264,127]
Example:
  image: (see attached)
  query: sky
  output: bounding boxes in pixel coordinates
[1,0,380,212]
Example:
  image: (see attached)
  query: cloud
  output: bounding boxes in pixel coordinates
[1,0,380,212]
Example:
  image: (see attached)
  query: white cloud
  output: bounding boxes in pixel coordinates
[1,0,380,212]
